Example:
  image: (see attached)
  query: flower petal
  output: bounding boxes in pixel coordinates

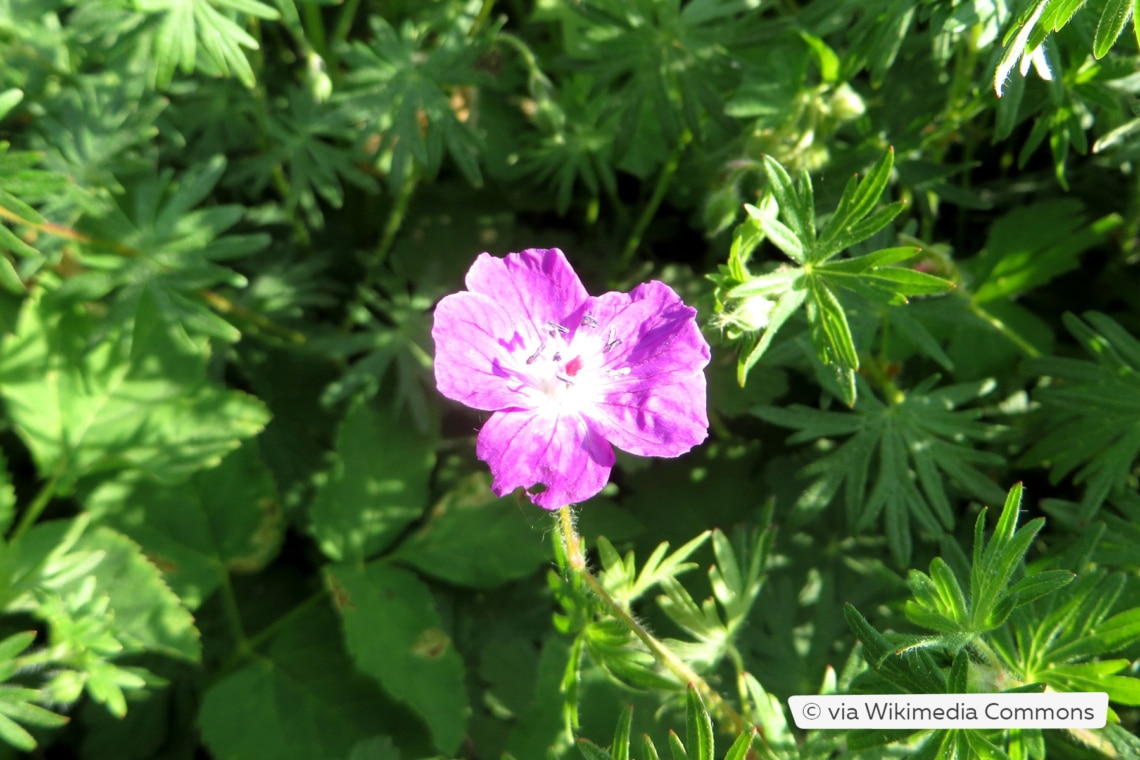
[464,249,590,343]
[433,290,533,411]
[476,408,615,509]
[581,281,711,457]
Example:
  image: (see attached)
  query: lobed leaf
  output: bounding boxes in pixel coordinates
[309,400,435,563]
[0,293,269,488]
[200,605,414,760]
[392,473,550,589]
[327,562,469,754]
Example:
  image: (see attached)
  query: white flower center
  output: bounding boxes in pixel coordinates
[517,317,623,412]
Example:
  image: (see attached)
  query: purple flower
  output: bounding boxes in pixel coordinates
[432,248,711,509]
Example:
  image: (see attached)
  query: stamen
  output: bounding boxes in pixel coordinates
[552,352,562,362]
[580,314,598,328]
[555,372,575,386]
[603,327,622,354]
[546,321,569,336]
[526,341,546,364]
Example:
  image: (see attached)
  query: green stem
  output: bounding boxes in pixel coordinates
[211,582,324,684]
[557,507,747,736]
[8,471,62,544]
[970,636,1005,674]
[245,590,324,653]
[301,1,328,59]
[469,0,496,38]
[619,128,692,267]
[375,168,418,271]
[968,301,1042,358]
[333,0,363,46]
[1122,167,1140,262]
[217,571,249,658]
[249,21,311,246]
[862,354,906,406]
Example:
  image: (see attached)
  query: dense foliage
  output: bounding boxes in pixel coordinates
[1,0,1139,758]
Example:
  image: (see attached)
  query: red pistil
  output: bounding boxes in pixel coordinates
[565,355,583,377]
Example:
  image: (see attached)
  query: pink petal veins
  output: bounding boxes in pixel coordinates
[476,408,615,509]
[433,248,711,507]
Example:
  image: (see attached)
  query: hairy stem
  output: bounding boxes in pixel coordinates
[557,506,747,735]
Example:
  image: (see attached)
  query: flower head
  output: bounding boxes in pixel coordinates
[433,248,711,509]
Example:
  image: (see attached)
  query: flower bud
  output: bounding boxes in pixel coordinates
[829,83,865,122]
[307,52,333,103]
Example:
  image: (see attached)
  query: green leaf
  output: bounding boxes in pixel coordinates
[0,711,36,752]
[200,604,419,760]
[561,637,584,733]
[761,156,812,247]
[744,201,804,264]
[1022,312,1140,516]
[0,292,269,487]
[140,0,280,88]
[1094,0,1134,57]
[907,483,1075,642]
[641,734,661,760]
[0,448,14,537]
[625,531,710,603]
[887,306,954,370]
[0,631,35,666]
[799,31,840,83]
[685,687,713,760]
[12,519,201,661]
[0,144,67,260]
[577,738,615,760]
[806,278,859,370]
[968,201,1119,304]
[756,378,1005,563]
[668,730,688,760]
[611,703,632,760]
[820,248,953,307]
[551,0,758,149]
[84,440,283,609]
[65,156,268,343]
[0,629,68,752]
[814,202,906,262]
[1094,607,1140,650]
[230,86,377,225]
[1006,569,1075,607]
[970,484,1047,629]
[818,148,896,261]
[347,736,402,760]
[391,473,550,589]
[309,399,435,562]
[1094,116,1140,153]
[722,729,756,760]
[326,562,469,754]
[845,727,920,751]
[817,246,922,275]
[737,285,807,385]
[71,526,201,661]
[343,15,487,189]
[0,89,22,121]
[844,603,946,694]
